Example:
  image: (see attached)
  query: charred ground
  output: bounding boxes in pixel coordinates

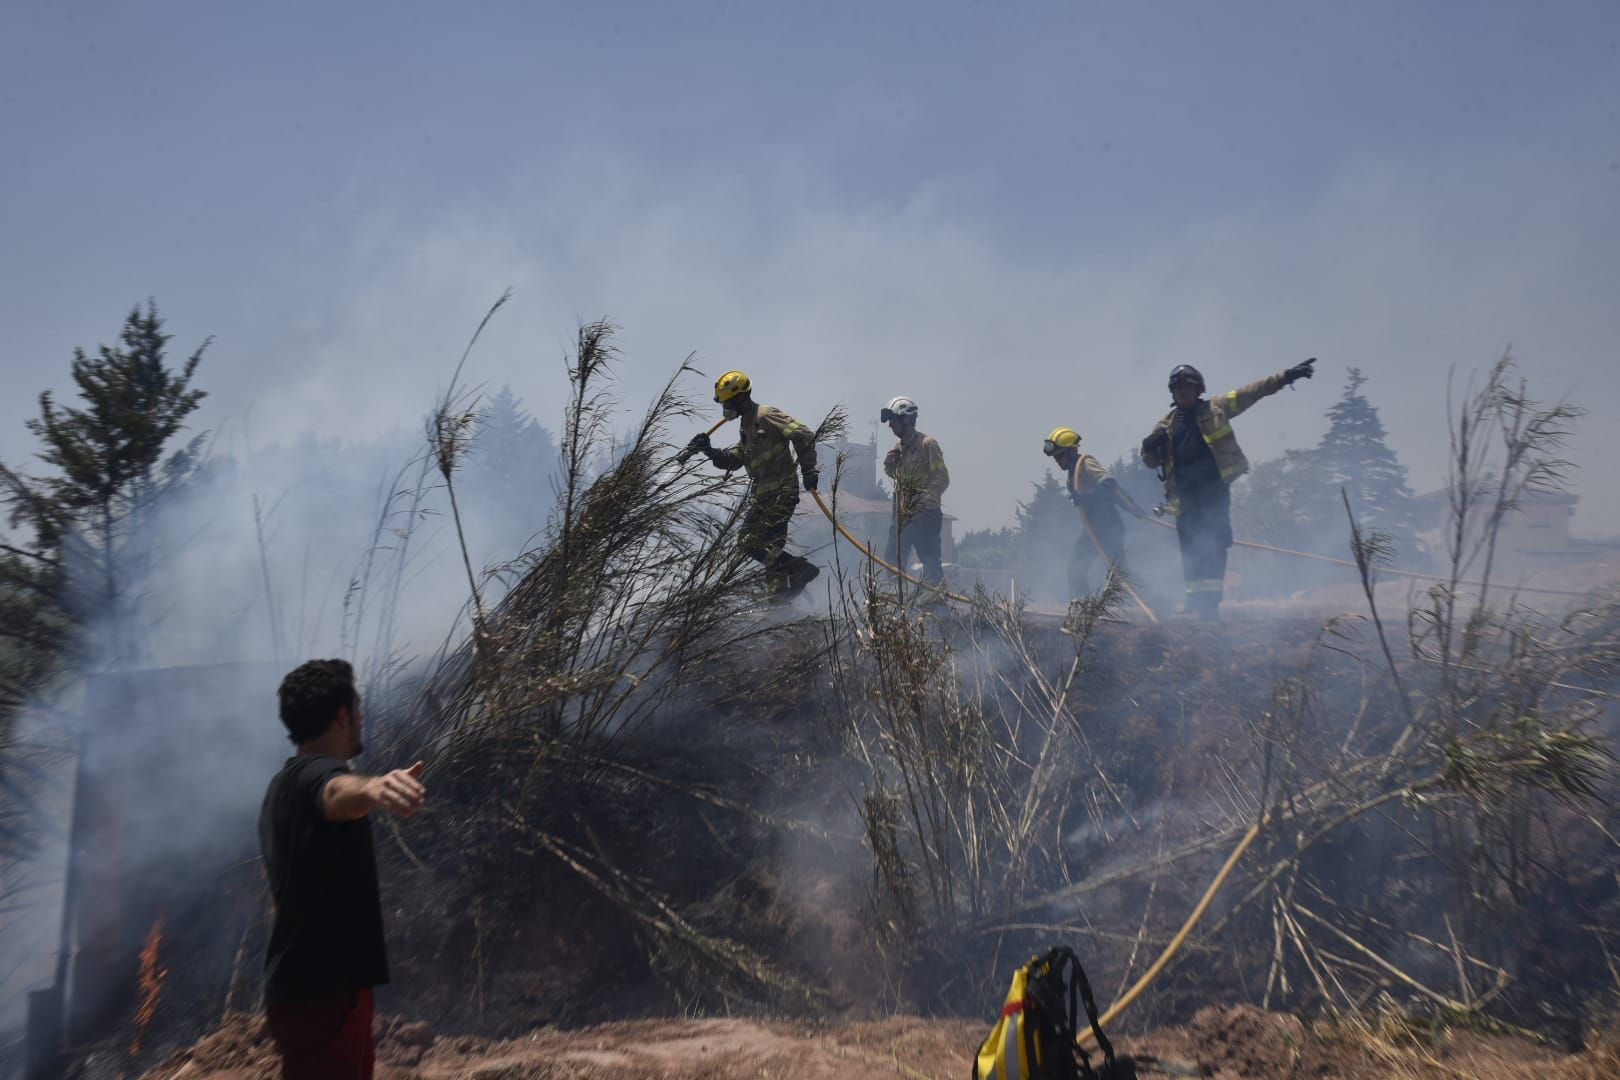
[43,335,1620,1077]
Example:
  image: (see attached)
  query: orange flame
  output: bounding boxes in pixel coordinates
[130,913,168,1057]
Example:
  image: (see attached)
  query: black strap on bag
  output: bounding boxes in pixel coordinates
[1028,946,1136,1080]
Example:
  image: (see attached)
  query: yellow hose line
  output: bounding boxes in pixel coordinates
[1078,819,1265,1046]
[1142,516,1589,598]
[1074,503,1158,624]
[810,490,993,609]
[691,425,1271,1037]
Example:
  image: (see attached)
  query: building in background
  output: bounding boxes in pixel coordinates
[1412,488,1581,569]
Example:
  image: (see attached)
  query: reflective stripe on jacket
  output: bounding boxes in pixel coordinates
[1140,372,1288,503]
[883,429,949,517]
[710,404,817,494]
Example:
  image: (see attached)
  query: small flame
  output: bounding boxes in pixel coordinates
[130,913,168,1057]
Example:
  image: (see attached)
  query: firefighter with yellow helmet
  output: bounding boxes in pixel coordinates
[880,396,950,586]
[1140,359,1316,619]
[1043,426,1139,599]
[686,370,822,599]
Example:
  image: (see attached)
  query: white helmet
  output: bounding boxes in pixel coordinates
[881,396,918,422]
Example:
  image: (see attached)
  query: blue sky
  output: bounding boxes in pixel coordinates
[3,0,1618,533]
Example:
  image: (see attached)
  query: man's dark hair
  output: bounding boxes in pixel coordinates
[278,659,357,744]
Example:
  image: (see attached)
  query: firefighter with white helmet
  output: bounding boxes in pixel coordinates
[686,370,821,599]
[880,395,950,586]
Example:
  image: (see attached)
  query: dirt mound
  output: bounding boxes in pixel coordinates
[144,1013,984,1079]
[1165,1004,1601,1080]
[143,1008,1620,1080]
[1186,1005,1308,1076]
[144,1011,275,1077]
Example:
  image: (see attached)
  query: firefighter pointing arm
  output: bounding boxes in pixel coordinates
[1140,358,1316,620]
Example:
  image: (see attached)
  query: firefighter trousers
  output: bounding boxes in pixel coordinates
[1175,480,1232,617]
[1069,497,1125,599]
[741,487,814,592]
[884,507,944,585]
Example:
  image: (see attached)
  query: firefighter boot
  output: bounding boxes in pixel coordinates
[780,558,821,600]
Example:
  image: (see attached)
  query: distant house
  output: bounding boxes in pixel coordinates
[796,435,957,565]
[1412,486,1582,569]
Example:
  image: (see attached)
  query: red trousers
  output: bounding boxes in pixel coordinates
[266,987,374,1080]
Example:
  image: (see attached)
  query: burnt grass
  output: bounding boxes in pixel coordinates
[350,612,1617,1042]
[122,610,1617,1074]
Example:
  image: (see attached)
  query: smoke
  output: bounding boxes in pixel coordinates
[8,120,1619,548]
[0,378,567,1046]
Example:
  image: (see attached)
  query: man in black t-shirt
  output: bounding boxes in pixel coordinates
[259,659,426,1080]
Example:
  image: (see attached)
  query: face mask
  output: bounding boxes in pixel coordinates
[721,402,739,420]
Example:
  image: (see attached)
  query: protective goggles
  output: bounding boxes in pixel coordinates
[1042,438,1075,456]
[880,408,905,423]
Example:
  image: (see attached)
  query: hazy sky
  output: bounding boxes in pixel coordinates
[3,0,1618,534]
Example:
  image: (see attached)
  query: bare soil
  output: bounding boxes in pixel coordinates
[143,1005,1620,1079]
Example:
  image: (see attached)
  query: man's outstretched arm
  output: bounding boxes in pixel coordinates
[323,761,427,822]
[1225,358,1315,417]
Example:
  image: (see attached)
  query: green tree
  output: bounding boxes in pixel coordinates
[1232,448,1335,548]
[954,526,1014,570]
[1,300,209,669]
[956,473,1073,599]
[459,385,560,562]
[1314,367,1415,541]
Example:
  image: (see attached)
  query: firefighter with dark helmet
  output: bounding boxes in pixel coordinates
[686,370,822,600]
[1140,359,1317,619]
[1044,426,1138,599]
[880,396,950,586]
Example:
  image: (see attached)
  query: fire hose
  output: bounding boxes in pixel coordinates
[1077,819,1263,1046]
[682,417,1087,618]
[684,421,1588,617]
[1138,515,1590,598]
[681,423,1592,1042]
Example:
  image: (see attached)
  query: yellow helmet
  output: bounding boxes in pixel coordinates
[1043,427,1081,456]
[714,370,752,403]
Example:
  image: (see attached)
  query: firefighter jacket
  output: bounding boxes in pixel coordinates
[709,404,818,496]
[1139,372,1289,504]
[1063,452,1111,501]
[883,429,950,518]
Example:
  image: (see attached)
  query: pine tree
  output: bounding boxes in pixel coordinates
[1232,448,1336,547]
[1,301,209,668]
[1314,367,1415,540]
[954,526,1014,570]
[952,473,1072,595]
[1007,472,1074,599]
[459,385,560,561]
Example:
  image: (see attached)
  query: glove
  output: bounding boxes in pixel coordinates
[1142,428,1169,459]
[687,432,711,451]
[802,468,820,492]
[1284,357,1317,385]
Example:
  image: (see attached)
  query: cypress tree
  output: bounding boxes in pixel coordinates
[1314,367,1415,539]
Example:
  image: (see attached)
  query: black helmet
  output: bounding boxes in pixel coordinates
[1168,364,1205,393]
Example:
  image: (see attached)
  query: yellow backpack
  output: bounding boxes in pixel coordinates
[973,946,1135,1080]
